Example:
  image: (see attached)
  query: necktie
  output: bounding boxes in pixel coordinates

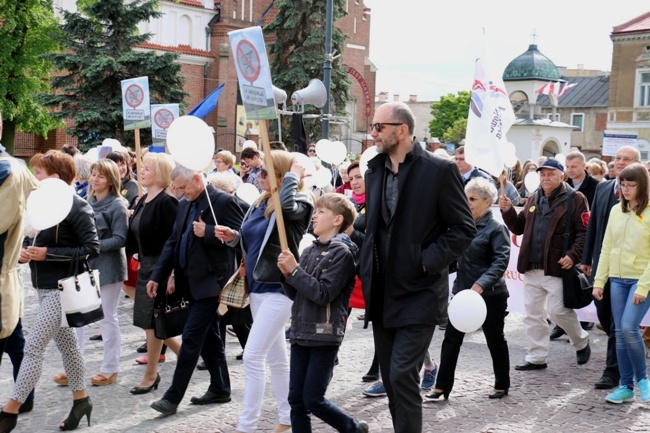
[179,201,198,269]
[615,185,620,200]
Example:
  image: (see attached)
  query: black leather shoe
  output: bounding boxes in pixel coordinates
[236,351,244,360]
[18,400,33,414]
[89,334,102,341]
[488,390,508,399]
[362,373,379,383]
[515,362,547,371]
[577,343,591,365]
[189,390,231,405]
[594,376,618,390]
[581,321,595,331]
[136,343,147,354]
[549,326,566,340]
[150,399,177,416]
[196,361,207,371]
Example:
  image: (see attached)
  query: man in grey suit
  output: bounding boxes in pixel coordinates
[580,145,640,390]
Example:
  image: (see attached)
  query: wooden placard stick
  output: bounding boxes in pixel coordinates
[134,128,143,197]
[259,119,288,250]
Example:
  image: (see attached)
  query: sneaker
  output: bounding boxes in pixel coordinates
[605,385,635,404]
[638,378,650,402]
[226,326,237,337]
[421,363,438,390]
[362,380,386,397]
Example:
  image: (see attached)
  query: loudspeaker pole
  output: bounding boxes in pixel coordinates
[321,0,333,139]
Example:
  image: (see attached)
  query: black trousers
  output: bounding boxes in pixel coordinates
[163,295,230,404]
[595,282,619,381]
[373,321,435,433]
[435,292,510,393]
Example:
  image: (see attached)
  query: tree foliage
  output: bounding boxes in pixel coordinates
[428,91,470,141]
[0,0,63,152]
[442,117,467,145]
[41,0,187,149]
[265,0,351,145]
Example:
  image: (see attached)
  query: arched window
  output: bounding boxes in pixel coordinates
[178,15,192,46]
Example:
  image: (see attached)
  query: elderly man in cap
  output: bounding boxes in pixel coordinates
[499,158,591,370]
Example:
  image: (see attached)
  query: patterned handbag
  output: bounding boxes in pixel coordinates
[219,259,249,309]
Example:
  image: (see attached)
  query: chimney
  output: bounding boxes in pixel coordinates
[409,94,417,103]
[393,94,400,102]
[378,92,388,103]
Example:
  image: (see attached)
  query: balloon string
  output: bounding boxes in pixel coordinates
[204,183,222,243]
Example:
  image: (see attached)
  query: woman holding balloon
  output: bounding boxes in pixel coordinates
[0,150,100,432]
[425,177,511,401]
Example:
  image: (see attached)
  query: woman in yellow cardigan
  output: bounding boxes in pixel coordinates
[594,163,650,404]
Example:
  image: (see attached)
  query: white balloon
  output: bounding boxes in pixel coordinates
[502,142,518,168]
[166,115,215,171]
[504,151,518,168]
[315,139,332,163]
[26,178,74,231]
[313,167,333,189]
[242,140,258,150]
[236,183,261,206]
[448,289,487,333]
[84,147,99,162]
[298,233,316,256]
[328,141,348,165]
[291,152,316,177]
[524,171,540,193]
[359,145,378,177]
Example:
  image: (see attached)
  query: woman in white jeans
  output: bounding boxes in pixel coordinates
[217,150,314,433]
[54,159,129,386]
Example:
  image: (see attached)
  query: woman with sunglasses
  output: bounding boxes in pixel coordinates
[593,163,650,404]
[216,150,314,433]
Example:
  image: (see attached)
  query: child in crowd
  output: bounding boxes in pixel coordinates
[277,193,369,433]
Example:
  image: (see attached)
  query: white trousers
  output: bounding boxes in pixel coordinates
[523,270,589,364]
[236,292,293,433]
[98,282,122,373]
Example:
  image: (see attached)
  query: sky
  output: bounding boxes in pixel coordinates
[363,0,650,102]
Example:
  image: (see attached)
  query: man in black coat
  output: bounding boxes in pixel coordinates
[580,145,640,390]
[360,102,476,433]
[148,166,244,415]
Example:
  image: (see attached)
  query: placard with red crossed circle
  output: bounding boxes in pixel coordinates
[125,84,145,109]
[236,40,261,83]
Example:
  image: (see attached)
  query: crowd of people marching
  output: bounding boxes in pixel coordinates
[2,101,650,433]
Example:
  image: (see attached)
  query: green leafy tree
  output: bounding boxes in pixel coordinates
[442,117,467,145]
[41,0,187,149]
[428,91,470,140]
[265,0,351,146]
[0,0,63,154]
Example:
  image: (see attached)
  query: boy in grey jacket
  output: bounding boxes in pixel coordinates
[277,193,368,433]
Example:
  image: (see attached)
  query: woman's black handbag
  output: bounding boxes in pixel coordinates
[153,295,190,340]
[561,190,593,309]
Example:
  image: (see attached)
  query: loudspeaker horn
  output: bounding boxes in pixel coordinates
[272,85,287,107]
[291,79,327,109]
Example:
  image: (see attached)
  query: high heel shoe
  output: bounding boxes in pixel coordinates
[59,397,92,431]
[423,388,449,402]
[130,373,161,395]
[0,411,18,433]
[488,389,508,399]
[90,372,118,386]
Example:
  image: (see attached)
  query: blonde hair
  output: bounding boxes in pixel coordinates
[315,193,357,232]
[89,159,122,198]
[215,150,236,168]
[143,152,174,188]
[258,150,306,218]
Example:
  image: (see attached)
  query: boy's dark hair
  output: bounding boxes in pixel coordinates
[241,147,260,160]
[315,193,357,233]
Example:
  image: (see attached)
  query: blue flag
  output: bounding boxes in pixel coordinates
[187,83,225,118]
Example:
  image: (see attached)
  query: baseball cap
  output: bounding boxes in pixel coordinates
[536,158,564,172]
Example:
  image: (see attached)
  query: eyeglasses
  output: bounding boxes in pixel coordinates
[260,168,268,179]
[620,183,637,189]
[467,196,485,202]
[370,122,404,132]
[307,148,316,154]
